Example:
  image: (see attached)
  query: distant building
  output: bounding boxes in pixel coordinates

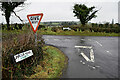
[112,19,114,24]
[118,1,120,24]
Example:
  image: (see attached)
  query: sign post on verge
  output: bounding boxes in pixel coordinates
[27,13,43,46]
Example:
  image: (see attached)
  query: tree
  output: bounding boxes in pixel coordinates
[104,22,109,27]
[73,4,98,26]
[0,1,26,30]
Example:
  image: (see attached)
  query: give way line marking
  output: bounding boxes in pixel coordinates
[75,46,95,62]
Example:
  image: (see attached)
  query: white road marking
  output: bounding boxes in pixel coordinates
[92,67,96,69]
[106,50,112,55]
[88,39,92,41]
[80,52,91,62]
[82,62,85,65]
[75,46,95,62]
[75,46,92,49]
[81,39,85,41]
[95,41,103,46]
[88,39,102,47]
[80,60,83,63]
[78,49,80,52]
[90,49,95,62]
[95,66,100,68]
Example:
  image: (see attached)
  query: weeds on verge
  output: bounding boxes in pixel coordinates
[2,25,44,79]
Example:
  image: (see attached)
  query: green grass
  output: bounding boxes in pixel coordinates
[38,30,119,37]
[28,46,68,78]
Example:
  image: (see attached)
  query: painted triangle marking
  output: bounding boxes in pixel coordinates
[27,13,43,33]
[75,46,95,62]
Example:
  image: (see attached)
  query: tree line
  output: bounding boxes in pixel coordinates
[1,23,24,30]
[0,1,119,33]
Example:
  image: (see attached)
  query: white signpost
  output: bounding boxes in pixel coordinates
[14,50,33,63]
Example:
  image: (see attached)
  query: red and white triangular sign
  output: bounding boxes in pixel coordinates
[27,13,43,33]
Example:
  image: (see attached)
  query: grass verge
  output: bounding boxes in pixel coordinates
[28,46,68,78]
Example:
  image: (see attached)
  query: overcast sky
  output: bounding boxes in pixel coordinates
[0,0,120,24]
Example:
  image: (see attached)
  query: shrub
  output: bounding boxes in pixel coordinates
[2,26,44,78]
[51,27,58,32]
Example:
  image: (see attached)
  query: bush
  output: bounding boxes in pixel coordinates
[2,26,44,78]
[51,27,58,32]
[71,27,77,31]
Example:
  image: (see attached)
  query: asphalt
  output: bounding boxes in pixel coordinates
[42,35,118,78]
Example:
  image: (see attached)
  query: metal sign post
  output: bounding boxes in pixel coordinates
[35,32,37,46]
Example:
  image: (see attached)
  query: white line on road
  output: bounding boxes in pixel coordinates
[54,39,59,41]
[75,46,92,49]
[80,52,91,62]
[75,46,95,62]
[88,39,92,41]
[106,50,112,55]
[90,49,95,62]
[88,39,103,47]
[95,41,103,47]
[81,39,85,41]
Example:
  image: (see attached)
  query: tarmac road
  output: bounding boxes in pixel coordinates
[42,35,118,78]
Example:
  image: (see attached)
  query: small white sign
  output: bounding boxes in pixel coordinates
[14,50,33,63]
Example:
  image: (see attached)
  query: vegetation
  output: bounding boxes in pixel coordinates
[38,23,120,36]
[1,21,120,37]
[1,23,24,30]
[0,1,26,30]
[28,46,68,78]
[2,25,44,79]
[39,29,119,36]
[2,24,68,79]
[73,4,98,25]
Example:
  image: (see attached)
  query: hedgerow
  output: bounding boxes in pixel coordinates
[2,25,44,79]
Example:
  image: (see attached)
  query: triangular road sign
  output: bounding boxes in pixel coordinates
[27,13,43,33]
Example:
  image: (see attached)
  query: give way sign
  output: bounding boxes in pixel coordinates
[27,13,43,33]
